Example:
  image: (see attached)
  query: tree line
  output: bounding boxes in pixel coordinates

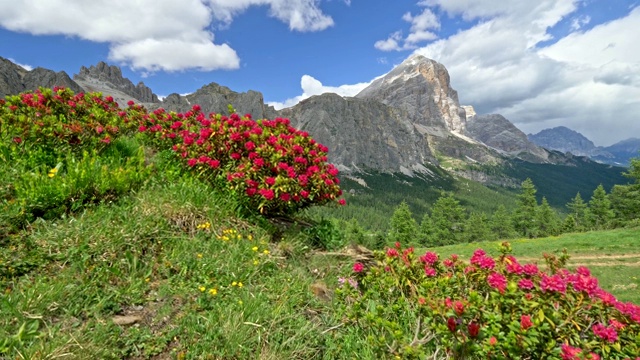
[341,158,640,249]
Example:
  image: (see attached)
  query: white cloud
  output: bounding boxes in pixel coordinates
[8,58,33,71]
[0,0,335,72]
[570,14,591,30]
[376,7,440,51]
[268,75,372,110]
[407,1,640,146]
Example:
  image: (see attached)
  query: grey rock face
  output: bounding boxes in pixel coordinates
[0,56,83,98]
[158,82,278,120]
[74,61,159,103]
[466,114,550,162]
[356,54,466,134]
[528,126,606,157]
[279,93,437,173]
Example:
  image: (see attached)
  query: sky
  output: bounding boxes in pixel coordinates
[0,0,638,146]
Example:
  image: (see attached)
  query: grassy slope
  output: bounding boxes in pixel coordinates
[429,228,640,304]
[1,169,638,358]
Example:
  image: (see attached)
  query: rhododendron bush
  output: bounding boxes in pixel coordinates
[125,103,343,215]
[336,242,640,359]
[0,87,344,224]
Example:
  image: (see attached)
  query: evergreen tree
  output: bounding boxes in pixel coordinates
[463,212,493,243]
[388,201,418,245]
[512,178,539,238]
[588,184,614,230]
[610,157,640,225]
[536,197,560,237]
[344,218,366,245]
[428,193,467,246]
[490,204,516,239]
[419,212,433,246]
[561,214,577,233]
[566,192,589,231]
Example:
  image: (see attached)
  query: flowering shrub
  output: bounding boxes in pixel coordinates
[125,103,344,215]
[0,88,149,229]
[336,242,640,359]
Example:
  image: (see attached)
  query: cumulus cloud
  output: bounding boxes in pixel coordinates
[408,1,640,146]
[0,0,335,72]
[268,75,372,110]
[375,7,440,51]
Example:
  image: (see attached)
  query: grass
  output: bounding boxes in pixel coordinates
[1,153,639,359]
[428,228,640,304]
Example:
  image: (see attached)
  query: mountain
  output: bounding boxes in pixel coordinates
[158,82,278,121]
[0,56,630,209]
[598,138,640,166]
[73,62,160,105]
[527,126,638,166]
[0,57,83,98]
[465,112,549,161]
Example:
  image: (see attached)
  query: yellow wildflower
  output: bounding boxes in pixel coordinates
[248,234,253,240]
[263,249,270,255]
[253,259,259,266]
[197,253,203,258]
[208,288,218,295]
[252,246,258,252]
[232,281,237,286]
[199,286,206,292]
[238,282,243,288]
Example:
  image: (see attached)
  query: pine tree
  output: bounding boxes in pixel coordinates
[490,204,516,239]
[611,158,640,225]
[463,212,493,243]
[588,184,614,230]
[419,212,433,246]
[388,201,418,246]
[345,218,366,245]
[428,193,467,246]
[513,178,539,238]
[566,192,589,231]
[536,197,560,237]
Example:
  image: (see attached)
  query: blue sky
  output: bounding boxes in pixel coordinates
[1,0,638,146]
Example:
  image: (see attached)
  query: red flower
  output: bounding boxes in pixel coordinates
[187,158,198,167]
[338,199,346,206]
[300,190,309,198]
[230,152,241,160]
[419,251,438,265]
[447,317,457,332]
[265,177,276,186]
[467,322,480,338]
[453,301,465,316]
[489,337,497,346]
[487,272,507,293]
[208,159,220,168]
[245,141,256,151]
[386,248,399,257]
[258,188,275,200]
[424,266,436,277]
[540,274,567,294]
[280,193,291,202]
[353,262,364,273]
[560,343,582,360]
[520,315,533,330]
[192,104,201,112]
[12,137,22,144]
[127,100,135,106]
[523,263,539,276]
[394,242,401,249]
[518,278,535,290]
[592,323,618,343]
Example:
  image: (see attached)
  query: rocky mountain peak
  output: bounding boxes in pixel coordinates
[527,126,597,156]
[356,55,466,134]
[74,61,159,103]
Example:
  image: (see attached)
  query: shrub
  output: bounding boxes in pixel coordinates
[336,242,640,359]
[126,104,344,216]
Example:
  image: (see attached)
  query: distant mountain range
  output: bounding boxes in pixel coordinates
[528,126,639,166]
[0,55,631,207]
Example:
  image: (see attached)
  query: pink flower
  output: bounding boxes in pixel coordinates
[300,190,309,198]
[470,249,487,265]
[208,159,220,168]
[230,152,241,160]
[265,177,276,186]
[127,100,135,106]
[353,262,364,273]
[424,266,436,277]
[479,256,496,270]
[560,343,582,360]
[338,199,346,206]
[12,137,22,144]
[592,323,618,343]
[488,336,497,346]
[280,193,291,202]
[523,263,539,276]
[386,248,399,257]
[443,259,454,268]
[419,252,438,266]
[245,141,256,151]
[487,272,507,293]
[453,301,464,316]
[258,188,274,200]
[518,278,535,290]
[540,274,567,294]
[187,158,198,167]
[95,125,104,134]
[520,315,533,330]
[192,104,201,112]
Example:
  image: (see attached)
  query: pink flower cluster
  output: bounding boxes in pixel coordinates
[129,104,345,214]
